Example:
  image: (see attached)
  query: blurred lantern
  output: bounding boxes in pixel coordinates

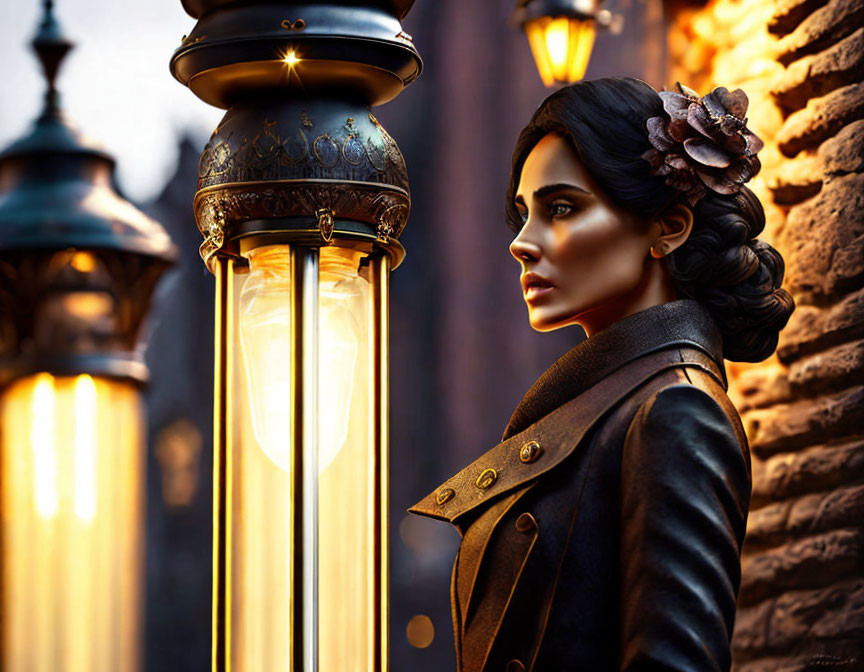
[0,2,175,670]
[514,0,623,86]
[170,1,421,670]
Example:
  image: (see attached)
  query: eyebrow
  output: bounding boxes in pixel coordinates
[533,183,591,199]
[514,182,591,206]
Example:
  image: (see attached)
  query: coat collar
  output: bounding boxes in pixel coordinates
[501,299,724,439]
[409,344,726,525]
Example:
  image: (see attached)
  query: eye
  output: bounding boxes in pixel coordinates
[515,204,528,223]
[550,201,576,218]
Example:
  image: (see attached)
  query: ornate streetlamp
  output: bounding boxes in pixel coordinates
[0,2,175,670]
[514,0,622,86]
[170,2,421,669]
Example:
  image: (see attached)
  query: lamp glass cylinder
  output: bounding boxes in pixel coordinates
[213,241,388,671]
[525,15,596,86]
[0,373,144,672]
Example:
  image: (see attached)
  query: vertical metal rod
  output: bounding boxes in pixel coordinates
[290,247,319,672]
[372,253,391,671]
[212,257,233,672]
[303,249,319,672]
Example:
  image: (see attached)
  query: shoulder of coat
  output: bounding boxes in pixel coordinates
[408,347,729,525]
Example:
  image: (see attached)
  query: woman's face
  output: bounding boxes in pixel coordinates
[510,132,658,335]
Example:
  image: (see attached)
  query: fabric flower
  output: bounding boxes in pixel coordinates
[642,83,764,206]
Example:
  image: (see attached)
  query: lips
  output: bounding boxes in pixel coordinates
[522,272,555,301]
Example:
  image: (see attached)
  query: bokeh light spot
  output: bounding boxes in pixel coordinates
[406,614,434,649]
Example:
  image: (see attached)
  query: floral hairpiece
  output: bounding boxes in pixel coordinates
[642,83,764,206]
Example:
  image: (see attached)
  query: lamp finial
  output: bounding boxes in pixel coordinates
[31,0,73,116]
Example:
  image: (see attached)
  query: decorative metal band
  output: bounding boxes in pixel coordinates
[197,111,409,193]
[193,178,410,267]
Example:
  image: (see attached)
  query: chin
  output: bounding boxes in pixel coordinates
[528,306,584,333]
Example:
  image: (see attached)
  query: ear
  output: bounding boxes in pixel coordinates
[649,204,694,258]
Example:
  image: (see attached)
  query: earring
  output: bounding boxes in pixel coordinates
[649,243,666,259]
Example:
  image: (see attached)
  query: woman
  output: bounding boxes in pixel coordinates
[409,77,793,672]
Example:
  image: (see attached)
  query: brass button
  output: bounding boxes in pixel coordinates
[506,660,526,672]
[515,512,536,534]
[519,440,542,464]
[435,488,455,505]
[475,468,498,490]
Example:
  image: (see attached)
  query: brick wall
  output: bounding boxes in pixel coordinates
[669,0,864,669]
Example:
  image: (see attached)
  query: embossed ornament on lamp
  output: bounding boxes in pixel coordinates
[193,98,410,272]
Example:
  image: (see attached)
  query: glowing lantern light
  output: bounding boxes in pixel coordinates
[0,3,175,670]
[514,0,622,87]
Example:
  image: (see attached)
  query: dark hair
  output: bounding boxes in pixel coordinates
[506,77,794,362]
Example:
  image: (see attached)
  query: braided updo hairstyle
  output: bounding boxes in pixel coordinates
[505,77,794,362]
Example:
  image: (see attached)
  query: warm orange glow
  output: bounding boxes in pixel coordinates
[317,246,373,671]
[0,373,144,672]
[70,251,97,273]
[525,16,596,87]
[406,615,435,649]
[229,244,377,670]
[283,50,300,67]
[61,291,114,320]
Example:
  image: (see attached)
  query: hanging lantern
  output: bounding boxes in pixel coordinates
[514,0,621,86]
[0,2,175,671]
[170,2,421,670]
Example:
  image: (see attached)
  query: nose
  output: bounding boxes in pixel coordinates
[510,228,542,264]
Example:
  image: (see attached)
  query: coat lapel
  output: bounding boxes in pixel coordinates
[409,346,724,526]
[457,483,536,628]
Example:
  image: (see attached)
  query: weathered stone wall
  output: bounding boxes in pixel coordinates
[669,0,864,669]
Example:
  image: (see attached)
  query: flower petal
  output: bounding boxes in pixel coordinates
[719,116,745,135]
[696,167,739,194]
[722,88,750,118]
[659,90,692,120]
[745,131,764,155]
[646,116,676,151]
[668,118,693,142]
[683,137,734,168]
[723,160,752,185]
[702,87,729,118]
[720,131,747,154]
[745,155,762,178]
[675,82,701,100]
[687,103,716,138]
[665,153,690,171]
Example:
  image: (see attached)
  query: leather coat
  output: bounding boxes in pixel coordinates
[409,300,751,672]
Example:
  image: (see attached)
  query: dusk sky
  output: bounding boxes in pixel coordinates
[0,0,225,202]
